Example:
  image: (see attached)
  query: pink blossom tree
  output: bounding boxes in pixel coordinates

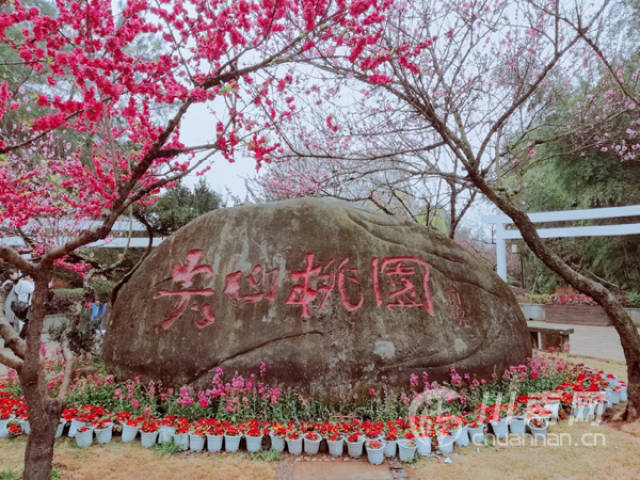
[0,0,389,477]
[251,142,478,237]
[273,0,640,420]
[249,70,478,236]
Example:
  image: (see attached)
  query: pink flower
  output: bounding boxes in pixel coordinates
[367,73,393,85]
[409,373,419,387]
[197,391,209,408]
[131,399,140,409]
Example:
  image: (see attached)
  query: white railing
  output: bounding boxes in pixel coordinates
[0,219,164,249]
[483,205,640,280]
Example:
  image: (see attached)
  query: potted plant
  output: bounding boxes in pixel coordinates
[383,430,398,458]
[269,424,287,453]
[543,395,562,420]
[397,437,417,462]
[527,405,553,422]
[158,416,178,444]
[286,430,303,456]
[454,423,469,447]
[121,417,140,443]
[174,423,190,451]
[245,424,264,453]
[224,425,242,453]
[17,413,30,435]
[416,432,432,457]
[0,407,15,439]
[207,424,225,452]
[619,381,628,402]
[55,418,67,439]
[68,415,86,439]
[75,425,93,448]
[190,424,206,452]
[508,407,527,436]
[608,385,622,405]
[572,400,595,421]
[488,405,509,439]
[140,420,159,448]
[466,415,485,444]
[304,431,322,455]
[92,417,113,444]
[6,419,22,439]
[527,416,549,440]
[346,432,365,458]
[326,431,344,457]
[436,428,453,455]
[366,439,385,465]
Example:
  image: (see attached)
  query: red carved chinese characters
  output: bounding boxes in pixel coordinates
[445,288,466,326]
[224,264,279,306]
[154,251,437,327]
[286,253,336,318]
[153,249,215,329]
[372,256,434,315]
[286,254,367,318]
[337,258,364,312]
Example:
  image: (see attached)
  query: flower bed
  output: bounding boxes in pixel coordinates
[0,354,627,464]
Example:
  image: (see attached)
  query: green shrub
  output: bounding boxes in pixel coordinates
[627,291,640,308]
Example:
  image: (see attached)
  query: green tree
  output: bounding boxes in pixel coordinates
[139,178,224,236]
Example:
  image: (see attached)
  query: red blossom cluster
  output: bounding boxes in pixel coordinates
[0,0,391,260]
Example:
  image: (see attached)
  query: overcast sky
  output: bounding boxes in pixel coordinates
[179,103,258,202]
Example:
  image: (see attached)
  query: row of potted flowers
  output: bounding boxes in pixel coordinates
[0,364,626,465]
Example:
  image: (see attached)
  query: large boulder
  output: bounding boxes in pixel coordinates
[103,198,531,397]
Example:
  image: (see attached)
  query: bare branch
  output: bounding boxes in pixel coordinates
[0,348,23,371]
[0,321,25,359]
[56,343,75,401]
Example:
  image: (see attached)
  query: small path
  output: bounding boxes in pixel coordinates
[535,322,640,362]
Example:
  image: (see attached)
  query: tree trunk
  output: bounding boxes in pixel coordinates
[22,399,61,480]
[18,273,62,480]
[470,171,640,421]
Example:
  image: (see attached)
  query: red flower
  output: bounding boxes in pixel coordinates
[176,424,190,434]
[7,423,21,436]
[141,421,158,433]
[125,418,139,427]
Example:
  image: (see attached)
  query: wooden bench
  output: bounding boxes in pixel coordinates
[527,321,574,351]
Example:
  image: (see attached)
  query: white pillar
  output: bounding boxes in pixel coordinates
[496,222,507,281]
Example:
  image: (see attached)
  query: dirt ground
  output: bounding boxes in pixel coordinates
[0,440,279,480]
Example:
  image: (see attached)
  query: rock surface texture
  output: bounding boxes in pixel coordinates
[103,198,531,397]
